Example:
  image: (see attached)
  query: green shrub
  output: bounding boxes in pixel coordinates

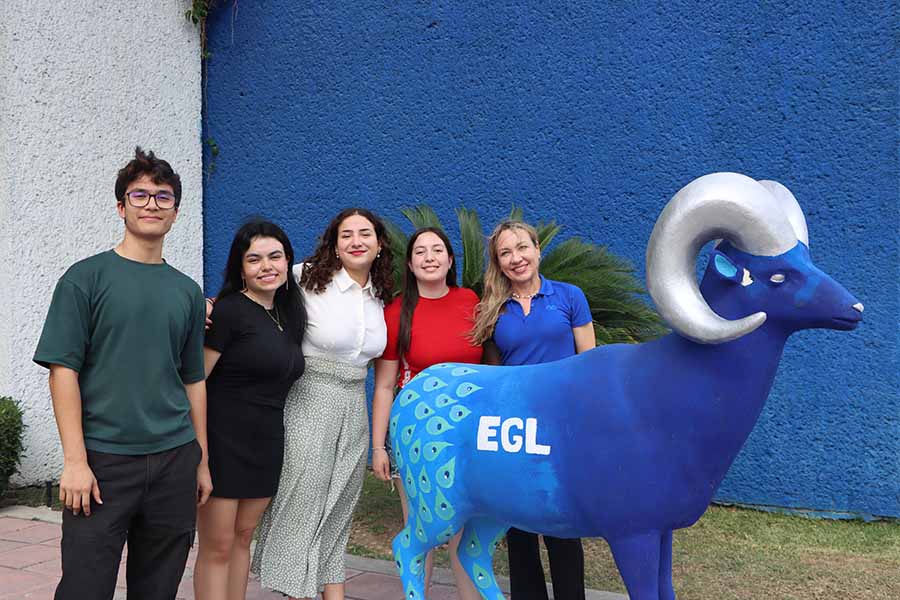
[0,396,25,495]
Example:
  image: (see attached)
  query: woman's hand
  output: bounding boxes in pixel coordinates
[205,297,215,330]
[196,462,213,506]
[371,358,400,483]
[372,448,391,482]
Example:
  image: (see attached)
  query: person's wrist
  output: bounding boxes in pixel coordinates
[372,446,386,452]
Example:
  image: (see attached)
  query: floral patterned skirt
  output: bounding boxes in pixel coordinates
[251,356,369,598]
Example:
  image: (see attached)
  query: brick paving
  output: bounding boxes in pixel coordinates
[0,508,624,599]
[0,510,450,600]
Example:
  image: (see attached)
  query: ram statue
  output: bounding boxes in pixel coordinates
[388,172,863,600]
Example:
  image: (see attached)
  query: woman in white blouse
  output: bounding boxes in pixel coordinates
[252,208,394,600]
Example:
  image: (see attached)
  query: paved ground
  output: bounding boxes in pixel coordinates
[0,507,625,599]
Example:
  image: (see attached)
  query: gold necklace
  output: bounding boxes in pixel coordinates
[265,305,284,332]
[243,292,283,331]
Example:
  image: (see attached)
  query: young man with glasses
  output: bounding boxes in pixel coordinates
[34,147,212,600]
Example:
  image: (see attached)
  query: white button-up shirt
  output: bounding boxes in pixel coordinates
[293,264,386,367]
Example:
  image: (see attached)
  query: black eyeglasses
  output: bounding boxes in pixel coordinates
[125,190,178,210]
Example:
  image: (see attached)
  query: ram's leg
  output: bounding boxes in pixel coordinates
[392,522,428,600]
[607,532,662,600]
[658,529,676,600]
[456,517,509,600]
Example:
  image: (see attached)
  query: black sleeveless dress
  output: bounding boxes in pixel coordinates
[204,293,305,498]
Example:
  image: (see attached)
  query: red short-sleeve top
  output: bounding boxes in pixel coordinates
[383,286,482,388]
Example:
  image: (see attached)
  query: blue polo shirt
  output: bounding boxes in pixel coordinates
[493,276,592,366]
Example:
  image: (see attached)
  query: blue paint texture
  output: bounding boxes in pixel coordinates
[203,2,898,517]
[386,235,863,597]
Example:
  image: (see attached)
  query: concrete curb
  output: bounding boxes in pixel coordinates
[0,505,62,523]
[345,554,626,599]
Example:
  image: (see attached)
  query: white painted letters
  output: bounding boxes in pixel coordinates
[525,418,551,455]
[477,416,551,455]
[500,418,524,452]
[477,416,501,452]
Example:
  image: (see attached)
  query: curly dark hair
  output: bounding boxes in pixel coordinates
[114,146,182,206]
[300,208,394,301]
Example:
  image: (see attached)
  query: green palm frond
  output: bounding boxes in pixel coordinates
[401,206,444,230]
[383,218,408,299]
[385,204,667,345]
[539,237,668,344]
[503,206,559,249]
[535,221,562,249]
[508,205,524,222]
[456,207,485,294]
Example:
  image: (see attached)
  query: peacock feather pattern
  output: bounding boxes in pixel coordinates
[390,363,510,600]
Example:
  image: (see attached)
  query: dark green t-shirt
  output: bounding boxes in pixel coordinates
[34,250,206,455]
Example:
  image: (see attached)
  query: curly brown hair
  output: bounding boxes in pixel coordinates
[300,208,394,301]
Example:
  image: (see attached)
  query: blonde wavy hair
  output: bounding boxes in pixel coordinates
[470,221,540,345]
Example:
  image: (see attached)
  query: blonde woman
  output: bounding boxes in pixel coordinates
[471,221,595,600]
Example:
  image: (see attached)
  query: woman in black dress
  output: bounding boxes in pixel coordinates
[194,220,306,600]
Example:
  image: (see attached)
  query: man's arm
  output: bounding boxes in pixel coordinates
[49,365,101,516]
[184,380,212,505]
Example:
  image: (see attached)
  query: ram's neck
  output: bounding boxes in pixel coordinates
[653,328,787,471]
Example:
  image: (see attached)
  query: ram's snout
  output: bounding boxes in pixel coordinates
[832,300,863,330]
[806,267,863,331]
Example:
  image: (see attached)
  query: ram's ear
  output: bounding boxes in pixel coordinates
[711,251,755,287]
[712,251,739,280]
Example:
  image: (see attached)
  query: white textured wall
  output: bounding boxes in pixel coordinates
[1,1,203,484]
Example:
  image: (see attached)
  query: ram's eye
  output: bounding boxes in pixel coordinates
[769,273,786,284]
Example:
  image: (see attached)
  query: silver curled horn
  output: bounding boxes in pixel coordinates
[646,172,799,344]
[757,179,809,247]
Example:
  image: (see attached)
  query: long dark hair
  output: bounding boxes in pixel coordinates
[217,219,307,345]
[300,207,394,301]
[397,227,458,358]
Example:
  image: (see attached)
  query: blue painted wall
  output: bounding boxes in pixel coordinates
[203,2,898,518]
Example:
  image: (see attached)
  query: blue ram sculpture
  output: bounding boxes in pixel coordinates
[388,172,863,600]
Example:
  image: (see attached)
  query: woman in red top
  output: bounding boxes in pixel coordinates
[372,227,482,598]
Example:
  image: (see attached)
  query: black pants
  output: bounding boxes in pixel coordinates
[507,528,586,600]
[55,440,201,600]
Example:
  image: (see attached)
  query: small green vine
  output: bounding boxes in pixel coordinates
[185,0,214,60]
[205,137,220,177]
[185,1,219,179]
